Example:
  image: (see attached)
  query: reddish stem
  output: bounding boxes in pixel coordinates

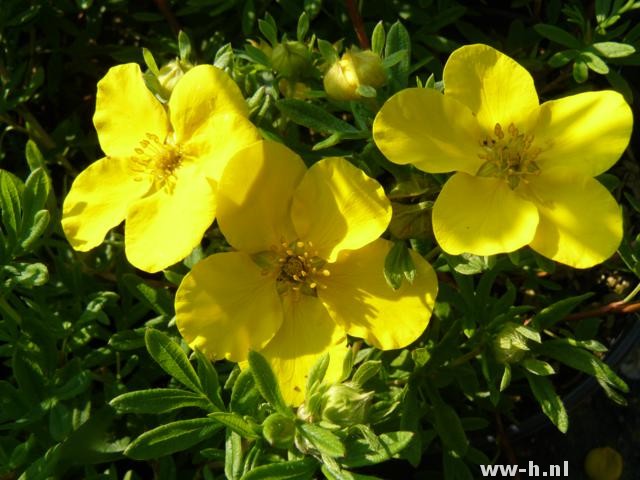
[345,0,370,49]
[153,0,181,36]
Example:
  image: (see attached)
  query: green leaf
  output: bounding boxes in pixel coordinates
[19,210,49,251]
[500,364,511,392]
[521,358,555,376]
[178,30,192,61]
[548,49,578,67]
[276,99,358,134]
[298,423,345,458]
[534,24,581,48]
[123,274,174,317]
[351,361,381,387]
[317,39,339,64]
[209,412,260,439]
[247,351,290,415]
[306,352,329,395]
[124,418,222,460]
[536,340,628,393]
[383,242,416,290]
[144,329,202,393]
[195,349,224,410]
[22,168,50,222]
[296,11,309,41]
[110,389,212,414]
[142,48,160,76]
[573,59,589,83]
[592,41,635,58]
[443,450,474,480]
[258,18,277,46]
[225,430,243,480]
[342,431,414,467]
[371,21,385,56]
[583,51,610,74]
[0,170,24,243]
[240,458,317,480]
[529,292,593,329]
[385,21,411,90]
[432,400,468,457]
[25,140,45,170]
[525,373,568,433]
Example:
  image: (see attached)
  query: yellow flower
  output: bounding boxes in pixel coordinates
[175,140,438,405]
[373,44,633,268]
[62,63,260,272]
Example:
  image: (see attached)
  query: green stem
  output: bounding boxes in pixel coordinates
[622,281,640,304]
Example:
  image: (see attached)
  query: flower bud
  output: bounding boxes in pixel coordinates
[278,78,311,99]
[263,413,296,449]
[320,382,373,427]
[492,322,530,364]
[271,41,311,77]
[156,59,190,98]
[584,447,623,480]
[323,49,386,101]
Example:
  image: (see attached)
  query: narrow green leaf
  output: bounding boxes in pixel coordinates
[178,31,192,61]
[110,389,212,414]
[145,329,202,393]
[317,39,339,64]
[548,49,578,67]
[592,41,635,58]
[525,373,568,433]
[276,99,358,134]
[247,351,290,416]
[225,430,243,480]
[573,59,589,83]
[123,274,174,317]
[240,458,317,480]
[342,431,414,468]
[351,361,381,387]
[530,292,593,329]
[25,140,45,170]
[521,358,555,376]
[306,352,329,395]
[258,18,277,46]
[384,242,416,290]
[500,364,511,392]
[583,51,610,74]
[0,170,24,242]
[432,401,468,457]
[124,418,221,460]
[195,349,224,410]
[142,48,160,76]
[230,368,261,415]
[209,412,260,439]
[297,11,309,41]
[19,209,49,251]
[298,423,345,458]
[385,21,411,90]
[22,168,50,223]
[534,23,581,48]
[371,21,385,56]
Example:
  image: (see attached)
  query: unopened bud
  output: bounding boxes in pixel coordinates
[271,41,310,77]
[278,78,311,99]
[323,49,386,101]
[320,383,373,427]
[156,59,190,98]
[584,447,623,480]
[263,413,296,449]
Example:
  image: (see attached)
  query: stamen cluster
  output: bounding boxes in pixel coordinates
[275,240,330,296]
[133,133,183,188]
[476,122,542,189]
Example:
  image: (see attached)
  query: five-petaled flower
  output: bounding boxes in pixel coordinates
[373,44,633,268]
[175,140,438,405]
[62,63,260,272]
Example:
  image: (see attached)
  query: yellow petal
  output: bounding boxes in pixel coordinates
[319,238,437,350]
[260,293,348,406]
[93,63,169,158]
[124,163,217,272]
[433,173,539,255]
[169,65,249,142]
[291,157,391,262]
[443,44,538,132]
[175,252,283,362]
[528,172,622,268]
[62,157,151,251]
[183,112,261,184]
[532,91,633,177]
[217,140,306,253]
[373,88,483,174]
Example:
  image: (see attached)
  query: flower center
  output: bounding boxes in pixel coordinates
[133,133,183,188]
[274,240,330,296]
[476,122,541,189]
